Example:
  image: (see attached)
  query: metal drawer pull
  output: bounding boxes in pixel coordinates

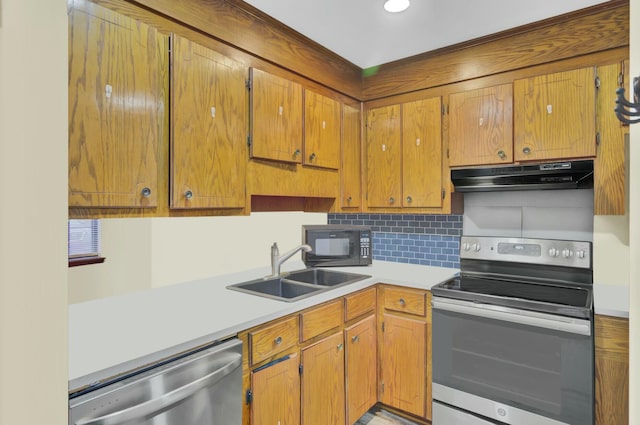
[75,355,241,425]
[274,336,283,345]
[337,343,343,351]
[389,197,395,204]
[399,298,406,306]
[351,335,359,343]
[406,196,412,203]
[497,150,506,159]
[141,187,151,197]
[184,190,193,200]
[522,147,531,155]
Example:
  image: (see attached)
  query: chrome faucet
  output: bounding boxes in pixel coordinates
[270,242,312,277]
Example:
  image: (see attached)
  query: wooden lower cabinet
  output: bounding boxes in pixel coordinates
[595,315,629,425]
[251,353,300,425]
[301,332,346,425]
[380,314,426,418]
[345,315,377,425]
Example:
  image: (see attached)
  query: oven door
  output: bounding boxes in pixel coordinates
[432,297,593,425]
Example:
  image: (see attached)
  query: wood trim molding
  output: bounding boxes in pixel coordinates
[362,1,629,100]
[127,0,363,98]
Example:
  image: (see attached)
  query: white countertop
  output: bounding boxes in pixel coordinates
[593,283,629,318]
[68,260,456,392]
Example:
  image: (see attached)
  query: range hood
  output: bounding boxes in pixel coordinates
[451,160,594,192]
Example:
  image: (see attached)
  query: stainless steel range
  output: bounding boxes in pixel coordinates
[431,236,594,425]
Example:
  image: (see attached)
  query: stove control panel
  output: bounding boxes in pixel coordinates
[460,236,592,269]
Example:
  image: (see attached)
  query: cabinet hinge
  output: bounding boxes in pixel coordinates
[619,71,624,87]
[247,135,252,147]
[596,132,601,146]
[381,382,385,393]
[245,79,252,90]
[446,148,449,159]
[595,76,601,89]
[442,189,446,200]
[245,389,253,405]
[299,364,303,375]
[441,103,446,115]
[381,322,385,332]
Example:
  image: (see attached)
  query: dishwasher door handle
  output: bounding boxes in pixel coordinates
[75,354,242,425]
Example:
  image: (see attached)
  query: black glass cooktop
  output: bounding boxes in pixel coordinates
[432,274,593,318]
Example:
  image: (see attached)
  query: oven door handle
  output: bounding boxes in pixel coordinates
[432,297,591,336]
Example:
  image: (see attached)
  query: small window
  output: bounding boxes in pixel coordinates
[68,219,105,267]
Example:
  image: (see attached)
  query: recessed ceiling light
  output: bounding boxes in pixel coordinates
[384,0,410,13]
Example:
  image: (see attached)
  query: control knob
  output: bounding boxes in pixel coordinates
[472,243,481,252]
[548,248,559,257]
[462,243,471,252]
[562,249,573,258]
[576,250,586,259]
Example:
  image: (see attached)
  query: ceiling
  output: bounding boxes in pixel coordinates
[242,0,610,69]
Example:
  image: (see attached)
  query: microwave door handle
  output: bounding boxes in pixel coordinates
[75,354,241,425]
[432,298,591,336]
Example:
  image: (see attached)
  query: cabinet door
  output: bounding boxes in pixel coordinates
[345,315,377,425]
[171,35,247,209]
[594,62,626,215]
[449,84,513,166]
[251,353,300,425]
[301,332,345,425]
[304,90,341,169]
[402,97,443,208]
[250,68,303,163]
[366,105,401,207]
[341,104,362,208]
[69,6,166,207]
[381,314,426,418]
[514,67,596,161]
[594,315,629,425]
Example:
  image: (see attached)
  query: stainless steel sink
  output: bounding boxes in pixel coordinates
[286,269,370,287]
[226,269,371,302]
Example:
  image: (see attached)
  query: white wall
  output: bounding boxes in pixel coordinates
[0,1,68,424]
[628,0,639,422]
[68,212,328,303]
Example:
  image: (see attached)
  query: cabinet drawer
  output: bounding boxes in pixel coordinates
[249,316,299,365]
[383,287,426,317]
[345,287,376,322]
[300,299,343,342]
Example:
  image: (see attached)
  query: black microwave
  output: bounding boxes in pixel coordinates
[302,225,372,267]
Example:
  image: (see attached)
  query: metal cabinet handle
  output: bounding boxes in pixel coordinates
[351,335,359,343]
[347,196,353,203]
[293,149,301,157]
[389,197,395,204]
[75,354,242,425]
[399,298,406,306]
[309,153,316,160]
[274,336,282,345]
[406,196,412,203]
[522,147,531,155]
[337,343,344,351]
[141,187,152,197]
[184,190,193,200]
[497,150,506,159]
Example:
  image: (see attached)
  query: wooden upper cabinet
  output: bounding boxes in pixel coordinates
[68,6,167,208]
[402,97,443,208]
[170,35,247,209]
[304,90,340,169]
[250,68,303,163]
[366,104,402,207]
[449,84,513,166]
[595,62,626,215]
[341,104,362,209]
[514,67,597,162]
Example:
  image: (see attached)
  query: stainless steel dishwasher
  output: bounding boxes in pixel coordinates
[69,338,242,425]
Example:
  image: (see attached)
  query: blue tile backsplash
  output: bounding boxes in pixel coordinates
[328,213,462,269]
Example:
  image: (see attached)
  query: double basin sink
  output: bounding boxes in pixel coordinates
[226,268,371,302]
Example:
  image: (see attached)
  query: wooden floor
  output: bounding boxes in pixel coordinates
[354,406,423,425]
